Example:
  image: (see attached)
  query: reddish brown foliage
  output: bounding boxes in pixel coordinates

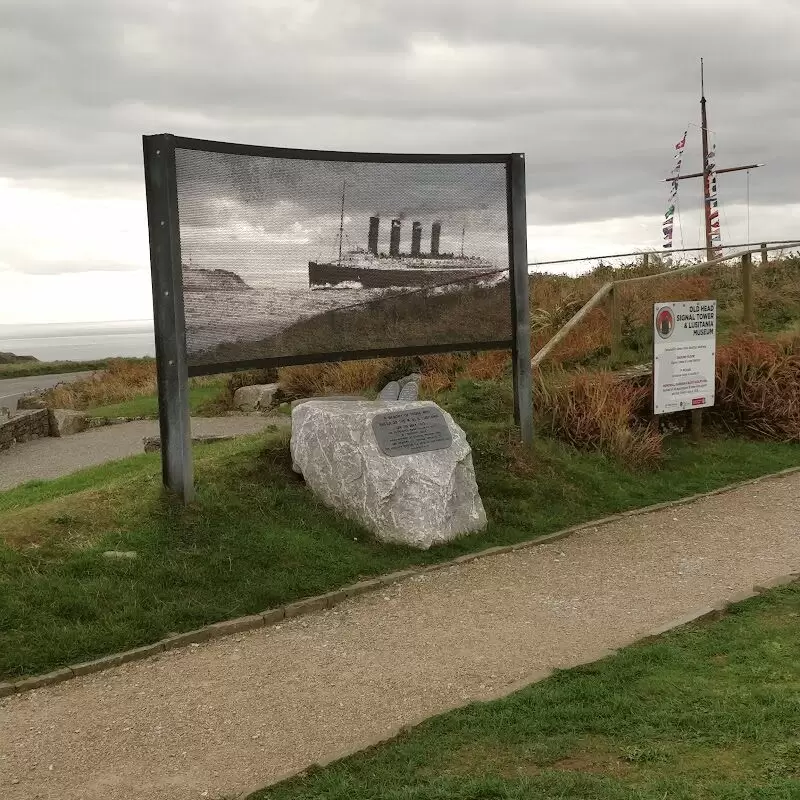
[714,333,800,440]
[534,369,663,469]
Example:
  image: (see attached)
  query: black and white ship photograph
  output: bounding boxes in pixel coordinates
[175,149,511,367]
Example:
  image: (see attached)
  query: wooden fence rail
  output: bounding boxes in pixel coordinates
[531,242,800,368]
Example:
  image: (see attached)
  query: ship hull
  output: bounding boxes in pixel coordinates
[308,261,493,289]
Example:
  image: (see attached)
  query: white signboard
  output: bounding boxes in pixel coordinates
[653,300,716,415]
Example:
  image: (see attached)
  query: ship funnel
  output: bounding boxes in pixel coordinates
[431,221,442,256]
[411,221,422,256]
[390,219,401,257]
[368,216,380,255]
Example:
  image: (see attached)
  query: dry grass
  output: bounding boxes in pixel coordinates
[462,351,510,381]
[534,368,663,469]
[713,333,800,441]
[527,273,713,367]
[41,359,157,410]
[0,490,125,550]
[278,359,395,399]
[276,352,504,400]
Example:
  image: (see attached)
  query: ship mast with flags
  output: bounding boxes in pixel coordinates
[662,59,763,261]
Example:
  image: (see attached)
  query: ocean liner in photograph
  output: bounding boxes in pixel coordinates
[309,187,499,289]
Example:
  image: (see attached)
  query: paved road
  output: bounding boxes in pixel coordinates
[0,416,288,491]
[2,471,799,800]
[0,371,95,411]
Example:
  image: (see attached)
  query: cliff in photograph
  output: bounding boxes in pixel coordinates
[182,267,253,292]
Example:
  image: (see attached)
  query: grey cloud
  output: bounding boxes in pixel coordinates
[2,0,799,274]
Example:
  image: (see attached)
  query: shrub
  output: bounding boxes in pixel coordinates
[41,359,157,410]
[534,369,663,469]
[713,333,800,440]
[463,351,510,381]
[277,359,394,399]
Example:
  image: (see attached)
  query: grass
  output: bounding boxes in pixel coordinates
[192,281,512,366]
[249,582,800,800]
[0,358,113,379]
[84,384,227,420]
[1,406,799,681]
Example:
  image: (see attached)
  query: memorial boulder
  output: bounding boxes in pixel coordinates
[290,400,486,549]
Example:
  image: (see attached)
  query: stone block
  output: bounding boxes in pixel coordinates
[233,383,281,412]
[13,668,74,692]
[49,409,87,437]
[17,394,47,410]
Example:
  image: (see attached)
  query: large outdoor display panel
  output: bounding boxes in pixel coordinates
[143,134,530,501]
[168,138,514,374]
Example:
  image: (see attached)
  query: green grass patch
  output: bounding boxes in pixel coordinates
[84,384,225,419]
[251,583,800,799]
[1,406,799,681]
[0,358,115,379]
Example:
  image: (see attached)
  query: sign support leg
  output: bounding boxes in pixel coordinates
[143,134,194,503]
[691,408,703,442]
[508,153,533,446]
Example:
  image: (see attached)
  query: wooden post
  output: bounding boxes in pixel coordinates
[691,409,703,442]
[610,283,622,360]
[761,242,769,264]
[642,252,650,270]
[742,252,754,328]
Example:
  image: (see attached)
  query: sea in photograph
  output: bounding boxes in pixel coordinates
[0,320,155,362]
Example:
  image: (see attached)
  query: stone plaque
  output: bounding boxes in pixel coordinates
[371,406,453,457]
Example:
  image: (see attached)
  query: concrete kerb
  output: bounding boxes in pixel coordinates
[4,464,800,699]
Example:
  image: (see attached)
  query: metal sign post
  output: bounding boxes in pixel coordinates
[509,153,534,446]
[143,134,194,502]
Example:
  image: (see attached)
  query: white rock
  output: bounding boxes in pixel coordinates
[290,400,486,549]
[397,379,420,401]
[378,381,400,400]
[290,394,364,410]
[48,409,87,437]
[233,383,280,412]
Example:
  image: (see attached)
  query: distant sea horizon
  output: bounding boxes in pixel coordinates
[0,320,156,362]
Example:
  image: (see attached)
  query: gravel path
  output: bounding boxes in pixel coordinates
[2,471,800,799]
[0,416,286,491]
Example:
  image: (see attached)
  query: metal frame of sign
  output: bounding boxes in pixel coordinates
[143,134,532,502]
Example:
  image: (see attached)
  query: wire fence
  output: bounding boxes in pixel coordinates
[528,239,800,270]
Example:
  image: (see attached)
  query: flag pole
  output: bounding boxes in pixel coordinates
[700,58,714,263]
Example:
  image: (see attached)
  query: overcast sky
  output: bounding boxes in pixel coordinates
[2,0,799,324]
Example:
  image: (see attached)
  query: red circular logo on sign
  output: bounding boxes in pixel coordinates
[656,307,674,339]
